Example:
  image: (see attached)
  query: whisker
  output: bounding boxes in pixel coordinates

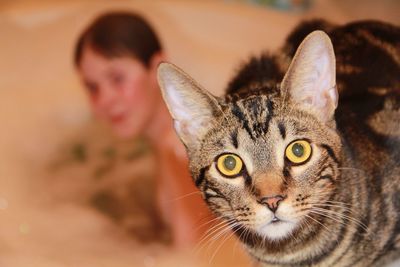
[324,200,353,207]
[311,207,367,229]
[337,167,365,172]
[304,214,331,233]
[194,218,236,255]
[311,203,352,211]
[193,219,230,253]
[233,224,247,253]
[308,210,346,227]
[168,191,202,202]
[310,208,370,233]
[192,215,222,234]
[203,222,237,256]
[200,219,232,241]
[209,223,242,264]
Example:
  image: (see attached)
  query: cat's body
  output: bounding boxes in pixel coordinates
[158,20,400,266]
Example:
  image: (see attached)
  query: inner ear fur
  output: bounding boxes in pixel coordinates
[281,30,338,123]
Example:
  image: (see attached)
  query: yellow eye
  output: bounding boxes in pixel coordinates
[216,154,243,177]
[285,140,312,164]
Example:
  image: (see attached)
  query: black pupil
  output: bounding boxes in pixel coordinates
[292,143,304,157]
[224,156,236,171]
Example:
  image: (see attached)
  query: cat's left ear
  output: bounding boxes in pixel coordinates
[157,63,221,150]
[281,30,338,123]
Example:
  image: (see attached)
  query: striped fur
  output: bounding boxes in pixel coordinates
[158,20,400,267]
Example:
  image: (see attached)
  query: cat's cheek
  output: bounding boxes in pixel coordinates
[276,202,299,221]
[252,204,274,226]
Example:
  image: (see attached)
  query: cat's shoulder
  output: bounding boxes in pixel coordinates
[227,19,399,100]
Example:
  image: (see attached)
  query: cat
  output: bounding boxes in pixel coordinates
[157,20,400,266]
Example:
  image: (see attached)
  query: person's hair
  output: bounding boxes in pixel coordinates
[74,11,162,68]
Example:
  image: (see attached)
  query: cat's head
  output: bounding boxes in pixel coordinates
[157,31,341,242]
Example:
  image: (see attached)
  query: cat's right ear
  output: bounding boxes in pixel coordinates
[157,63,220,149]
[281,31,338,123]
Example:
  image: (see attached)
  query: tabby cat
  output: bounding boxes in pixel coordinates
[157,20,400,266]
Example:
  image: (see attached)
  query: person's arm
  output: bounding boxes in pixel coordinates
[156,138,212,248]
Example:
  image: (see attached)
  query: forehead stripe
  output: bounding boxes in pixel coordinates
[231,102,255,140]
[320,144,340,164]
[230,129,239,148]
[195,166,209,187]
[263,99,274,134]
[278,122,286,139]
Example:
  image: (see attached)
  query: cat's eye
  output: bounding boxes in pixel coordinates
[285,140,312,164]
[216,153,243,177]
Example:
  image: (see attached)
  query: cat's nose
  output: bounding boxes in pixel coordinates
[259,195,286,212]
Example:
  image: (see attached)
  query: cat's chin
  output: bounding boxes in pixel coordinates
[256,220,297,241]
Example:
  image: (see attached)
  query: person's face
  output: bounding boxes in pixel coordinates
[78,46,159,138]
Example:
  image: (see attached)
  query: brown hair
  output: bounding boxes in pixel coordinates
[74,12,162,68]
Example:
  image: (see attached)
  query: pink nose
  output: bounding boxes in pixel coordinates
[259,195,285,212]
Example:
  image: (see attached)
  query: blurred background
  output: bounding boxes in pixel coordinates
[0,1,398,266]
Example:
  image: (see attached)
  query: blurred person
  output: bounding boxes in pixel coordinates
[74,11,211,248]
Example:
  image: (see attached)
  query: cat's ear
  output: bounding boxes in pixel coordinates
[281,30,338,123]
[157,63,221,149]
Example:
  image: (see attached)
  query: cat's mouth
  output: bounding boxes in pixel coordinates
[271,216,282,224]
[256,215,298,240]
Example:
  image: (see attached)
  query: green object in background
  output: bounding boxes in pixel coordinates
[124,137,152,162]
[245,0,311,12]
[71,143,87,163]
[102,147,116,160]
